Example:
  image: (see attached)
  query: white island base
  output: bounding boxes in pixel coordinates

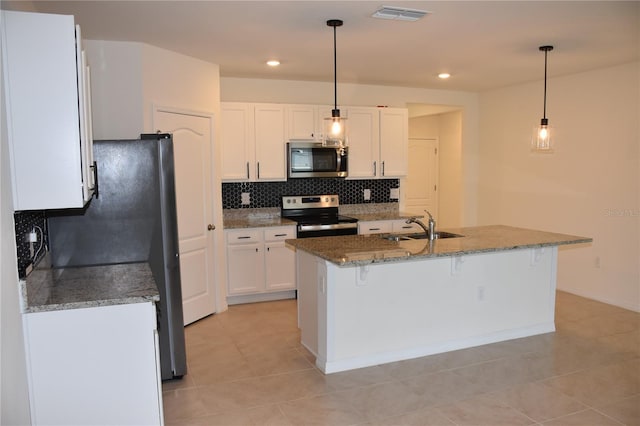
[297,247,558,374]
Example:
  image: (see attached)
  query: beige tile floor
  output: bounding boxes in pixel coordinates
[162,291,640,425]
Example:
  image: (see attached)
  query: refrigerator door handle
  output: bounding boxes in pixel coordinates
[90,161,99,198]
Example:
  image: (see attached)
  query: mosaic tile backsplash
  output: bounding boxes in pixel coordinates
[14,210,48,278]
[222,178,399,209]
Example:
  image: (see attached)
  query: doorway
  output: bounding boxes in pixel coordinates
[404,105,463,228]
[153,106,219,325]
[404,138,439,218]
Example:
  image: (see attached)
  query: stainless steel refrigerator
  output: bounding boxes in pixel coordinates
[47,134,187,380]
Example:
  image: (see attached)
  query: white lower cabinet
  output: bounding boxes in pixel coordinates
[392,220,423,233]
[358,220,393,235]
[226,226,296,298]
[359,219,422,235]
[23,302,163,426]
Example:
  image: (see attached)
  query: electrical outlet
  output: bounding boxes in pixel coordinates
[25,231,37,243]
[241,192,251,205]
[363,189,371,201]
[390,188,400,199]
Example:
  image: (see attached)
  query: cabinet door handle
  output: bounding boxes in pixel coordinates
[237,236,251,239]
[373,161,377,177]
[267,247,270,252]
[257,162,260,179]
[370,228,381,231]
[255,248,259,252]
[381,161,385,176]
[207,224,215,231]
[246,162,250,179]
[274,233,287,237]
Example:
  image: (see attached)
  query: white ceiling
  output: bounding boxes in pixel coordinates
[4,1,639,92]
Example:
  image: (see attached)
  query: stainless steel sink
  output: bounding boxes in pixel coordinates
[408,231,464,239]
[381,235,414,241]
[381,231,464,241]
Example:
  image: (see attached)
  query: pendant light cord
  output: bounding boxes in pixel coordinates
[543,48,548,120]
[539,45,553,121]
[333,23,338,111]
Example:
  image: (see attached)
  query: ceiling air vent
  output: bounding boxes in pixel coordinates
[371,6,430,21]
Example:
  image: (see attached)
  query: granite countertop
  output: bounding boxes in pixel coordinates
[21,257,160,313]
[286,225,592,266]
[224,216,296,229]
[223,205,417,229]
[223,208,296,229]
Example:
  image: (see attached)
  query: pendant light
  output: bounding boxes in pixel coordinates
[532,45,554,152]
[324,19,347,148]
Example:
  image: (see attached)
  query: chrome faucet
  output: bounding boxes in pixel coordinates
[406,210,436,241]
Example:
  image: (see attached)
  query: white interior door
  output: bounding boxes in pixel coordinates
[153,108,216,325]
[405,138,439,219]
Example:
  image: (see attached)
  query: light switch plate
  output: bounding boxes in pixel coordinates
[390,188,400,199]
[241,192,251,205]
[363,189,371,201]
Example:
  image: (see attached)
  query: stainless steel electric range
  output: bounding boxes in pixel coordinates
[281,195,358,238]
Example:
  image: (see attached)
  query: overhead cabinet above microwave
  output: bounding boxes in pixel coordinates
[2,11,96,210]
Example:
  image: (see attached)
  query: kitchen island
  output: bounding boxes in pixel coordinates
[286,225,591,374]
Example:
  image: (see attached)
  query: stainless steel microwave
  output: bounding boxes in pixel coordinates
[287,142,348,178]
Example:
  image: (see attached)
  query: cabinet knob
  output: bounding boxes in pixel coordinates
[207,224,215,231]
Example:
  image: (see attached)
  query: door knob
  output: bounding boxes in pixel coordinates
[207,224,215,231]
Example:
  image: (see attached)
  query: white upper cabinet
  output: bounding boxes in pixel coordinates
[345,107,380,178]
[2,11,95,210]
[286,104,317,140]
[286,104,334,141]
[254,104,286,180]
[379,108,408,177]
[221,102,286,181]
[221,103,254,180]
[347,107,408,179]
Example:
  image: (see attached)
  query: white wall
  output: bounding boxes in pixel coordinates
[0,35,31,424]
[84,40,144,140]
[478,61,640,312]
[140,44,221,132]
[221,77,480,225]
[85,41,221,138]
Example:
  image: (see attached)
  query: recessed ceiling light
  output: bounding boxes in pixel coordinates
[438,73,451,79]
[372,6,430,22]
[266,60,280,67]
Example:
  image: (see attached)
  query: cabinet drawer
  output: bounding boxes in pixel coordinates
[392,221,422,233]
[264,227,296,242]
[226,229,262,244]
[358,221,393,235]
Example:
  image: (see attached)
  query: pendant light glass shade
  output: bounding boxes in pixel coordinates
[325,19,347,147]
[532,45,554,152]
[323,110,347,148]
[532,118,553,152]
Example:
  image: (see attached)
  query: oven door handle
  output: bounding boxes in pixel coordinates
[298,223,358,232]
